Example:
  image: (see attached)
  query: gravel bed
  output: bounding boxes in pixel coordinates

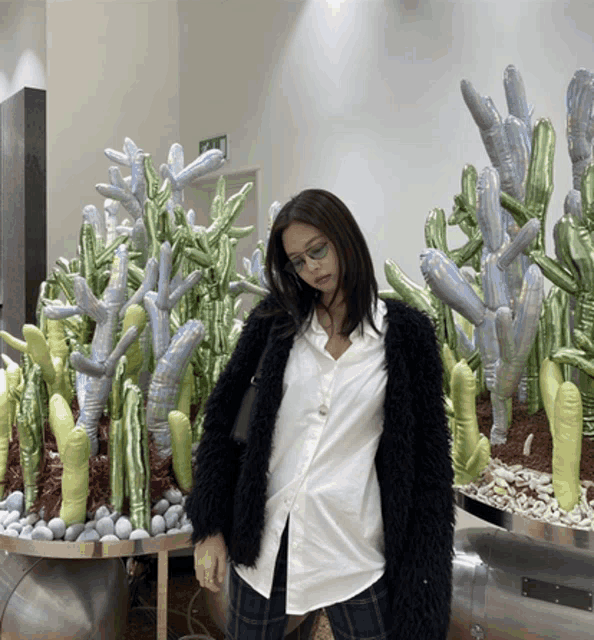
[456,458,594,530]
[0,487,193,542]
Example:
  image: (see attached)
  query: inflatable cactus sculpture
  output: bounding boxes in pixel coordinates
[540,358,583,511]
[420,166,545,445]
[450,360,491,486]
[0,136,276,534]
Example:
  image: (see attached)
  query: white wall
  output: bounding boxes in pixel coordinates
[43,0,594,286]
[46,0,180,272]
[179,0,594,291]
[0,0,46,102]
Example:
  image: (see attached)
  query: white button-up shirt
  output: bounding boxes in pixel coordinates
[234,298,388,614]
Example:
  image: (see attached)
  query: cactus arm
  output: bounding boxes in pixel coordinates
[228,224,255,239]
[551,347,594,377]
[0,371,10,499]
[552,382,583,512]
[566,68,594,190]
[146,319,205,458]
[123,380,150,531]
[121,305,147,384]
[581,162,594,233]
[160,147,225,193]
[539,358,565,435]
[207,182,253,246]
[523,118,556,250]
[460,79,520,198]
[497,218,540,270]
[504,64,532,133]
[168,269,203,310]
[451,361,491,485]
[120,256,159,316]
[70,353,104,378]
[177,363,193,417]
[529,250,579,294]
[49,393,76,454]
[17,365,44,510]
[109,358,127,513]
[21,325,56,385]
[59,427,91,526]
[96,165,144,220]
[425,208,449,253]
[384,259,436,319]
[103,326,140,377]
[168,410,193,492]
[104,137,138,168]
[419,249,486,326]
[2,355,22,435]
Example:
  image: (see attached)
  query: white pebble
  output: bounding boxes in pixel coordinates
[7,522,22,533]
[64,523,85,541]
[31,526,54,541]
[100,534,120,542]
[5,491,24,515]
[47,518,66,540]
[180,523,193,534]
[19,531,32,540]
[115,517,132,540]
[77,529,100,542]
[164,511,179,530]
[2,528,18,538]
[130,529,150,540]
[163,488,183,504]
[0,510,8,526]
[85,520,97,530]
[21,524,33,535]
[151,515,166,536]
[95,505,111,520]
[34,519,47,529]
[4,511,20,527]
[109,511,121,523]
[167,527,181,535]
[152,499,169,515]
[494,468,516,483]
[96,517,115,537]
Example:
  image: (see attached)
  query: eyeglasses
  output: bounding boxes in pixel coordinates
[284,241,329,275]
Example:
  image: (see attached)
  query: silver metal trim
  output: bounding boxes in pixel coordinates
[0,531,192,559]
[455,489,594,551]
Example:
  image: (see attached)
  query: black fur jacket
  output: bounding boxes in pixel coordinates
[185,294,455,639]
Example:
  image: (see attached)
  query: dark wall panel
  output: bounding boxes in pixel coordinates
[0,87,46,361]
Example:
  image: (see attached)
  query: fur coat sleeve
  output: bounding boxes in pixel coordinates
[185,295,275,546]
[389,308,455,640]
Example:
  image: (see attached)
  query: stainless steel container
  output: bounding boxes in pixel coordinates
[0,550,128,640]
[449,526,594,640]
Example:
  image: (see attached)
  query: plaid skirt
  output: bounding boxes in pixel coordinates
[226,517,392,640]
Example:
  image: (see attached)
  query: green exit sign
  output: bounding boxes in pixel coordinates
[199,134,227,158]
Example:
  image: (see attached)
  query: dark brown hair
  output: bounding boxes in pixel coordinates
[256,188,380,339]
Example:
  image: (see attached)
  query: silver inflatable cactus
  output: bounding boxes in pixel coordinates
[421,166,544,444]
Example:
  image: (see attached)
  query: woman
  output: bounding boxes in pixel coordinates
[185,188,455,640]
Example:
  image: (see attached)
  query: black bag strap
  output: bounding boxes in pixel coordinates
[250,323,273,387]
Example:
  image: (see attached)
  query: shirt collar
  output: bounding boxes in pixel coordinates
[308,297,387,340]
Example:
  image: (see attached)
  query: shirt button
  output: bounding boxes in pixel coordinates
[319,404,328,416]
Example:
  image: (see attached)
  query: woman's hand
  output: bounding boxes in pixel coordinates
[194,532,227,593]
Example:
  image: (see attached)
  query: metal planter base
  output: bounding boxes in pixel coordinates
[0,550,128,640]
[451,490,594,639]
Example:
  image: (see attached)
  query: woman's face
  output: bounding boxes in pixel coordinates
[282,222,341,303]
